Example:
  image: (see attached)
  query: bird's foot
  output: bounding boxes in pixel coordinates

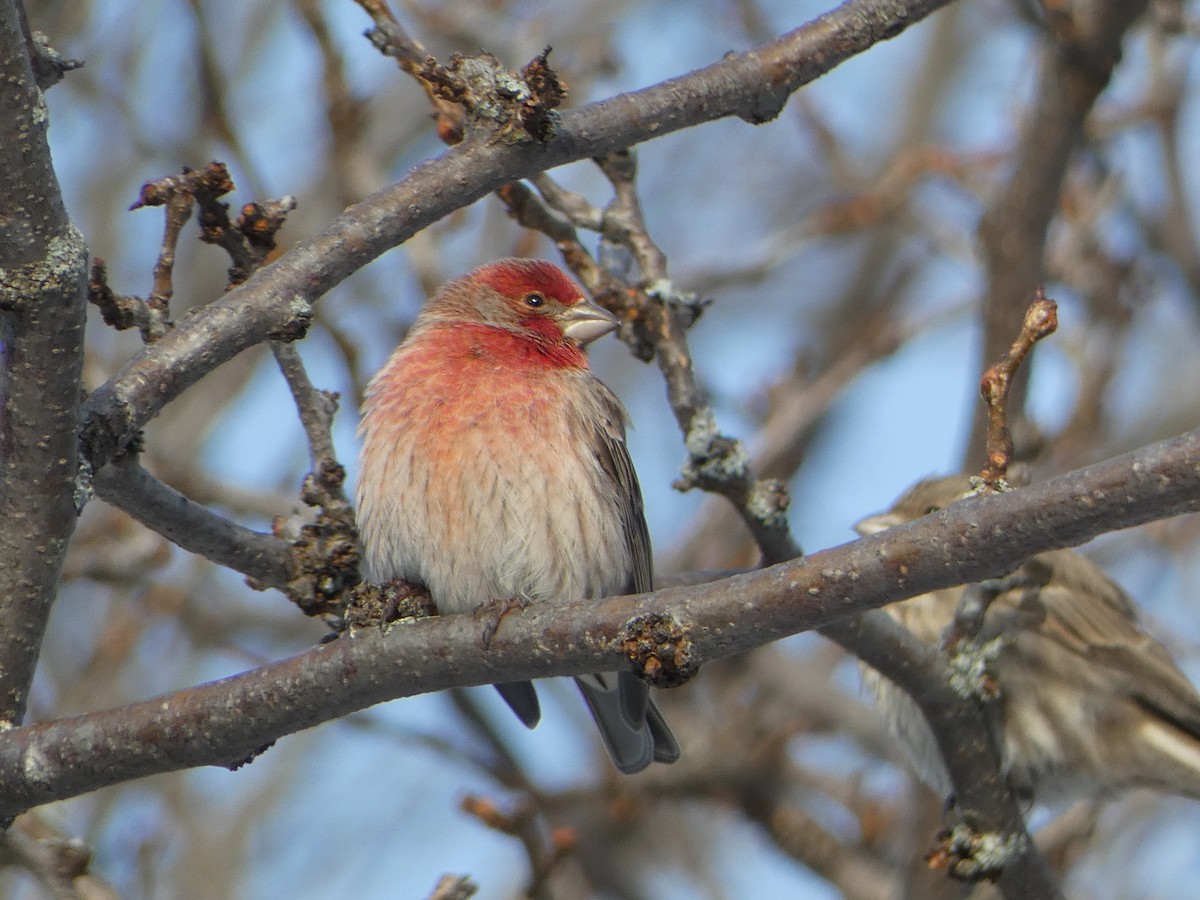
[344,579,435,633]
[476,595,531,649]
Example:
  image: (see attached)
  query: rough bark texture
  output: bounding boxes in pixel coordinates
[0,0,87,725]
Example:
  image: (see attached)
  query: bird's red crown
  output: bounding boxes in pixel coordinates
[474,258,585,306]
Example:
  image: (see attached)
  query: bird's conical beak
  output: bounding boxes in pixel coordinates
[853,512,904,537]
[559,298,619,346]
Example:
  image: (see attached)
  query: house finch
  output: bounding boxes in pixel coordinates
[856,475,1200,802]
[355,258,679,774]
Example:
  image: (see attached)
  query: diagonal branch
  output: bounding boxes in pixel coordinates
[3,428,1199,820]
[91,458,293,591]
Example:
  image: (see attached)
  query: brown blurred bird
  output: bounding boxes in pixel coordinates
[856,475,1200,803]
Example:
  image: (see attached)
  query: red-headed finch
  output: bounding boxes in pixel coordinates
[355,258,679,774]
[857,475,1200,803]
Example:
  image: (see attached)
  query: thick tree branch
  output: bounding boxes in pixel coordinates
[0,0,88,725]
[91,458,293,591]
[79,0,958,473]
[3,430,1199,818]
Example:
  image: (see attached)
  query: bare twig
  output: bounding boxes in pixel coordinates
[269,341,359,619]
[270,342,341,473]
[351,0,466,142]
[129,168,196,340]
[87,257,169,343]
[665,305,924,572]
[16,14,82,91]
[460,794,574,898]
[967,0,1152,465]
[0,813,119,900]
[111,164,358,616]
[171,175,361,617]
[353,0,427,68]
[130,162,296,292]
[507,162,796,565]
[978,291,1059,486]
[597,150,798,563]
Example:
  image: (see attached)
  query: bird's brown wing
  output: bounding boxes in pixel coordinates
[586,383,653,595]
[574,380,679,772]
[997,550,1200,738]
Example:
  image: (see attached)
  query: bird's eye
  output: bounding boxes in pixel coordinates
[924,505,939,515]
[524,292,546,308]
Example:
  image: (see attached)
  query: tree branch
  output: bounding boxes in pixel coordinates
[0,0,88,726]
[91,458,293,591]
[3,429,1199,818]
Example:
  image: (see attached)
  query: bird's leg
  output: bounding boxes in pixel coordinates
[942,561,1055,708]
[342,578,435,632]
[942,559,1053,655]
[942,580,1005,656]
